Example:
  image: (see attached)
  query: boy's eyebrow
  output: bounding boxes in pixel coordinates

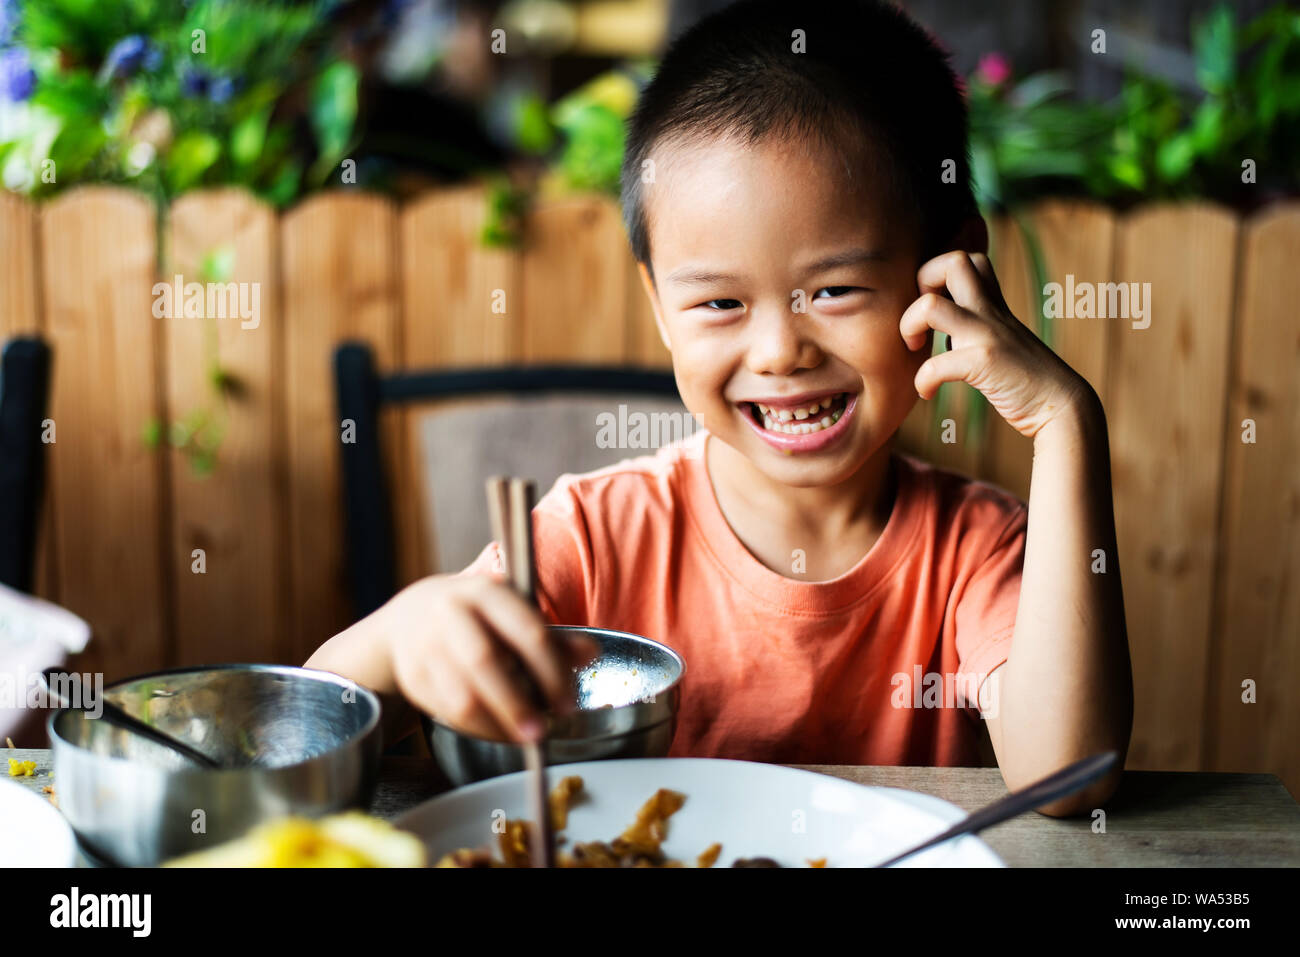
[664,248,889,286]
[663,266,744,287]
[801,248,889,272]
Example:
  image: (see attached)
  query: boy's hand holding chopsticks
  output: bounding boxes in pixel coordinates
[376,489,598,744]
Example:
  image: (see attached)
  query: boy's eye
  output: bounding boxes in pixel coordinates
[701,299,743,310]
[814,286,860,299]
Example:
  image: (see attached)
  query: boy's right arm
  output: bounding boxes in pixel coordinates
[304,574,597,749]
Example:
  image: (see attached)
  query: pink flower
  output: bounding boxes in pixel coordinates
[976,52,1011,87]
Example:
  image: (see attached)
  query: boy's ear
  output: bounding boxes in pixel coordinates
[636,262,672,353]
[952,215,989,255]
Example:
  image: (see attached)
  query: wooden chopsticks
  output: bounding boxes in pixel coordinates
[484,475,555,869]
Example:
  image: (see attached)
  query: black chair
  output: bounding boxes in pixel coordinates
[0,336,52,594]
[333,342,682,620]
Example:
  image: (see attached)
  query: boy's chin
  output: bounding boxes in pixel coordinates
[722,422,881,488]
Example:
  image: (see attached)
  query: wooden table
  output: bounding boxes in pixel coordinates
[9,748,1300,866]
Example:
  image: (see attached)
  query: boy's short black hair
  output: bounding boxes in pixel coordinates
[621,0,977,274]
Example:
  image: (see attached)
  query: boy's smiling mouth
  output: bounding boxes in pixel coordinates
[735,389,858,453]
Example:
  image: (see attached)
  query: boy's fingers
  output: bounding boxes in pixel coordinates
[914,346,984,400]
[899,291,979,351]
[465,585,572,713]
[425,655,513,742]
[566,634,601,669]
[444,625,543,742]
[917,250,994,314]
[967,252,1008,310]
[397,604,517,741]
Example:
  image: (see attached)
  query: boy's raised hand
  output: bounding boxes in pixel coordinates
[899,251,1096,439]
[383,574,599,743]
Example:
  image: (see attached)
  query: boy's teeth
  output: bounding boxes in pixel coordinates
[757,396,845,435]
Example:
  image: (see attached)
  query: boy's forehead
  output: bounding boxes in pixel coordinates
[644,133,911,265]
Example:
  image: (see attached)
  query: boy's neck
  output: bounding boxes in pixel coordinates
[704,435,898,577]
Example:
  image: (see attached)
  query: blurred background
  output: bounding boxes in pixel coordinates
[0,0,1297,793]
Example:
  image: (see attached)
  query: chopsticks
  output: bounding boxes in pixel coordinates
[485,476,555,869]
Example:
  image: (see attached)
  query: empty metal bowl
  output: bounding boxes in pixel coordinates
[422,626,685,785]
[48,664,382,866]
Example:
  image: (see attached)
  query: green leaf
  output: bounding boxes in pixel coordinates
[1008,72,1072,110]
[165,131,221,194]
[189,449,217,478]
[310,60,359,166]
[200,245,235,284]
[264,159,302,207]
[142,417,163,449]
[1193,4,1236,95]
[514,94,556,155]
[1156,133,1196,182]
[230,107,270,168]
[552,102,625,193]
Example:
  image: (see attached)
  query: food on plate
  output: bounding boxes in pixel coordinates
[8,758,36,777]
[549,774,583,830]
[436,776,823,868]
[164,811,426,867]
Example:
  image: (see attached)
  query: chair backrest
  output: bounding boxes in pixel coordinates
[0,337,52,594]
[415,392,691,574]
[333,342,683,619]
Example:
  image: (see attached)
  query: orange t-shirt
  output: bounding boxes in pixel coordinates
[460,429,1027,767]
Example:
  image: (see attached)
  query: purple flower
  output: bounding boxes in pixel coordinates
[0,0,18,47]
[0,46,35,102]
[182,68,236,104]
[103,35,159,81]
[208,75,234,104]
[181,68,210,98]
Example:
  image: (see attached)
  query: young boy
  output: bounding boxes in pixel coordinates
[308,0,1133,815]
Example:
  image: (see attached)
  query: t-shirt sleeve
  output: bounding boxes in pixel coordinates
[452,478,592,626]
[953,502,1028,717]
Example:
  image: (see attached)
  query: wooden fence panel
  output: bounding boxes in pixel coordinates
[520,195,629,363]
[397,185,521,582]
[39,188,167,680]
[165,190,284,665]
[282,192,401,666]
[1,193,40,338]
[1207,204,1300,792]
[401,184,520,370]
[1109,204,1239,771]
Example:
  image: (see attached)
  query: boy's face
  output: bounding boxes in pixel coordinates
[638,133,928,489]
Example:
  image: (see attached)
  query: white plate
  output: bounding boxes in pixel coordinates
[0,779,76,867]
[395,758,1003,868]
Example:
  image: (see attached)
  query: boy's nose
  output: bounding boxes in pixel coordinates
[744,307,823,377]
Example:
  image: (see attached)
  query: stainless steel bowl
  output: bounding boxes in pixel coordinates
[48,664,382,866]
[422,626,684,785]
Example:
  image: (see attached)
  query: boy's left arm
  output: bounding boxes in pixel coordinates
[900,251,1134,816]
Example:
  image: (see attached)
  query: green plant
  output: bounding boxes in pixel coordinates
[481,66,647,246]
[0,0,359,205]
[1104,3,1300,202]
[2,0,362,476]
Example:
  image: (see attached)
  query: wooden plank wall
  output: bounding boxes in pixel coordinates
[165,190,282,667]
[2,186,1297,796]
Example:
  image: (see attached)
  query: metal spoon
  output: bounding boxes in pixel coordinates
[39,670,222,770]
[874,750,1120,867]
